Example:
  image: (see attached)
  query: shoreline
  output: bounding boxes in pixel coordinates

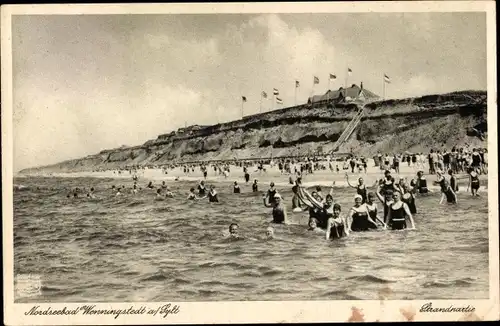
[15,160,489,192]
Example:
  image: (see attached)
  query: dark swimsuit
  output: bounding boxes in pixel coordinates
[417,177,429,194]
[350,207,375,232]
[272,206,285,224]
[470,173,480,190]
[198,185,206,196]
[439,177,456,203]
[234,186,241,194]
[471,153,481,167]
[329,218,346,240]
[450,176,459,192]
[208,191,219,203]
[402,193,417,214]
[389,204,407,230]
[366,204,378,224]
[357,185,367,203]
[268,189,277,204]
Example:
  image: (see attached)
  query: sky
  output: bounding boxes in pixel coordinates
[12,12,487,171]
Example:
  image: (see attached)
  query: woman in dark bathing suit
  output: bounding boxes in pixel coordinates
[467,168,481,197]
[396,178,417,214]
[207,185,219,203]
[385,191,416,230]
[345,174,369,204]
[347,195,379,232]
[365,192,387,228]
[415,171,430,194]
[436,171,458,204]
[325,203,350,240]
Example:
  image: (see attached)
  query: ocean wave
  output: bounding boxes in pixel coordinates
[346,274,396,284]
[422,277,476,288]
[139,270,177,282]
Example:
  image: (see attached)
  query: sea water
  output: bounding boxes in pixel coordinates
[13,176,489,302]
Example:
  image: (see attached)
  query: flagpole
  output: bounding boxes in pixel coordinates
[311,77,315,102]
[383,75,386,100]
[327,78,330,102]
[294,83,297,106]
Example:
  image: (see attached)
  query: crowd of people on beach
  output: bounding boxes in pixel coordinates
[67,145,487,241]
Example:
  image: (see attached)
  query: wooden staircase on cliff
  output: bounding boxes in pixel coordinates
[330,106,366,153]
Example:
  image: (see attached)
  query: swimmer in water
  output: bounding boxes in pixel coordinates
[448,169,459,193]
[415,171,430,194]
[308,218,326,234]
[436,170,458,204]
[187,187,207,201]
[161,181,167,189]
[208,185,219,203]
[266,182,278,205]
[164,186,174,198]
[233,181,241,194]
[386,191,416,230]
[347,194,378,232]
[265,226,275,239]
[228,223,239,239]
[365,192,387,228]
[291,185,302,211]
[198,180,207,196]
[325,203,350,240]
[155,188,163,199]
[252,179,258,192]
[86,187,96,199]
[262,193,288,224]
[115,188,122,197]
[345,174,374,203]
[396,178,417,214]
[132,183,138,194]
[467,168,481,197]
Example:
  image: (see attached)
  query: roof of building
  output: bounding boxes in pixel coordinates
[308,84,380,103]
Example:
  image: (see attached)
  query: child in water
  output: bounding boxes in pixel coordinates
[325,203,350,240]
[307,218,325,234]
[265,227,275,239]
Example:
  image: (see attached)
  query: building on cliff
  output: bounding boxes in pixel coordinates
[307,82,380,105]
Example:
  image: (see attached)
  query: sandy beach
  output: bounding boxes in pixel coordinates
[22,159,488,192]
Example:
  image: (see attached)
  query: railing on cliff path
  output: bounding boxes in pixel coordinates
[329,105,366,153]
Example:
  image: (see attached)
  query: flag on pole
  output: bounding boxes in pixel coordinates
[242,96,247,102]
[384,74,391,83]
[261,91,268,98]
[313,76,320,84]
[329,74,337,80]
[295,80,300,88]
[276,97,283,104]
[273,88,279,95]
[347,68,352,76]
